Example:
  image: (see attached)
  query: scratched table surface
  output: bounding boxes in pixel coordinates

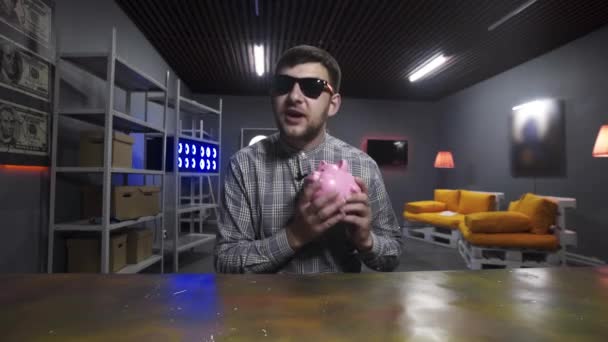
[1,267,608,342]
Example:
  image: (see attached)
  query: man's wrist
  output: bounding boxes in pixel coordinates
[285,224,304,251]
[356,234,374,253]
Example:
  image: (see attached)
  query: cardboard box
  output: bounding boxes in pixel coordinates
[79,131,134,168]
[113,186,161,220]
[127,229,153,264]
[67,233,127,273]
[81,186,161,221]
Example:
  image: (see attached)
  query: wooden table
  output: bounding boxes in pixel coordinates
[1,267,608,341]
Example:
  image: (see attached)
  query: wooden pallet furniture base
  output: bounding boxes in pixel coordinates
[404,225,460,248]
[458,239,563,270]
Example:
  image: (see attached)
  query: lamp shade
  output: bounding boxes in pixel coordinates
[593,125,608,157]
[434,151,455,168]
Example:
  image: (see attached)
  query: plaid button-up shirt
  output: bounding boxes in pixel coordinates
[214,132,402,273]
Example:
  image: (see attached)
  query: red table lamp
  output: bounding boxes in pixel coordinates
[593,125,608,158]
[434,151,455,168]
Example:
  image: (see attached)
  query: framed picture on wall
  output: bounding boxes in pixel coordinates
[0,0,54,60]
[0,0,54,166]
[240,127,278,149]
[510,99,566,177]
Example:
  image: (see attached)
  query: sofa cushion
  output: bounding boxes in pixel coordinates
[405,212,463,229]
[508,200,521,211]
[405,201,447,214]
[457,190,496,214]
[514,193,558,234]
[459,222,558,250]
[465,212,532,234]
[434,189,460,211]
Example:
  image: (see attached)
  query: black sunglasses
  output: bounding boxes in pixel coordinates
[271,74,335,99]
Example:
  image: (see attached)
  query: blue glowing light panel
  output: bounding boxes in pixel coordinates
[176,138,219,174]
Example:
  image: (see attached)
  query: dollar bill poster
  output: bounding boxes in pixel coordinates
[0,0,51,165]
[0,0,53,60]
[0,33,50,101]
[0,98,47,155]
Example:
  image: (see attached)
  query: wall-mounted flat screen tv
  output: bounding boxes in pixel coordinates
[366,139,408,166]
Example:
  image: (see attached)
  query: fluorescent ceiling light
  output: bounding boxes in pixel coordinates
[254,44,265,76]
[488,0,539,31]
[408,54,447,82]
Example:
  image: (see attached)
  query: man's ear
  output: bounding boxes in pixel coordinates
[327,93,342,118]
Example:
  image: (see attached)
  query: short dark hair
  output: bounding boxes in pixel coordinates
[274,45,341,93]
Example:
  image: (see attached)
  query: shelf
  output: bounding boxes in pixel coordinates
[111,168,164,175]
[61,53,166,92]
[177,133,219,145]
[149,94,220,115]
[180,97,221,115]
[180,194,211,200]
[54,220,101,232]
[160,233,215,253]
[116,254,163,274]
[177,203,218,214]
[109,214,163,230]
[59,108,164,134]
[56,167,104,173]
[175,172,219,177]
[54,214,163,232]
[55,167,163,175]
[49,30,170,275]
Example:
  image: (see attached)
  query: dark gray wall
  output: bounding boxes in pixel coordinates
[0,0,186,272]
[0,169,48,272]
[438,25,608,261]
[193,94,440,218]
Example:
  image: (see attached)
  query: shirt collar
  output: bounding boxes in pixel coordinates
[276,131,331,157]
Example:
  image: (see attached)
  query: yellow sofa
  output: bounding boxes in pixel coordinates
[457,193,580,270]
[458,193,560,251]
[404,189,499,230]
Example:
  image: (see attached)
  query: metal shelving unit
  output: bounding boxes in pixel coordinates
[48,29,169,274]
[150,80,222,272]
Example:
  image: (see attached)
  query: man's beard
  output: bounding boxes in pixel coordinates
[276,107,329,143]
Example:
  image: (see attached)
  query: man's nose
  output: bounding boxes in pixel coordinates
[286,82,304,103]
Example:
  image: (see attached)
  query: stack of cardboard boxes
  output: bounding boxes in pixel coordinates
[66,131,161,273]
[78,130,162,221]
[67,229,154,273]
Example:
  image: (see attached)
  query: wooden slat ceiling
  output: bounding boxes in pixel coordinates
[116,0,608,101]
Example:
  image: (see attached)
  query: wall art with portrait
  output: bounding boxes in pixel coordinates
[0,0,53,166]
[510,99,566,178]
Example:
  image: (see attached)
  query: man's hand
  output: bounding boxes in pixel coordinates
[342,177,373,252]
[286,179,346,251]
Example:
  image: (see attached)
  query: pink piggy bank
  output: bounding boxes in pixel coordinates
[307,160,361,201]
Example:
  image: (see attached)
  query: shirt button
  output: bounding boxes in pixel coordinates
[300,152,306,158]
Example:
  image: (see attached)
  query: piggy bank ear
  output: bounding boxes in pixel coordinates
[318,161,328,170]
[338,160,348,171]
